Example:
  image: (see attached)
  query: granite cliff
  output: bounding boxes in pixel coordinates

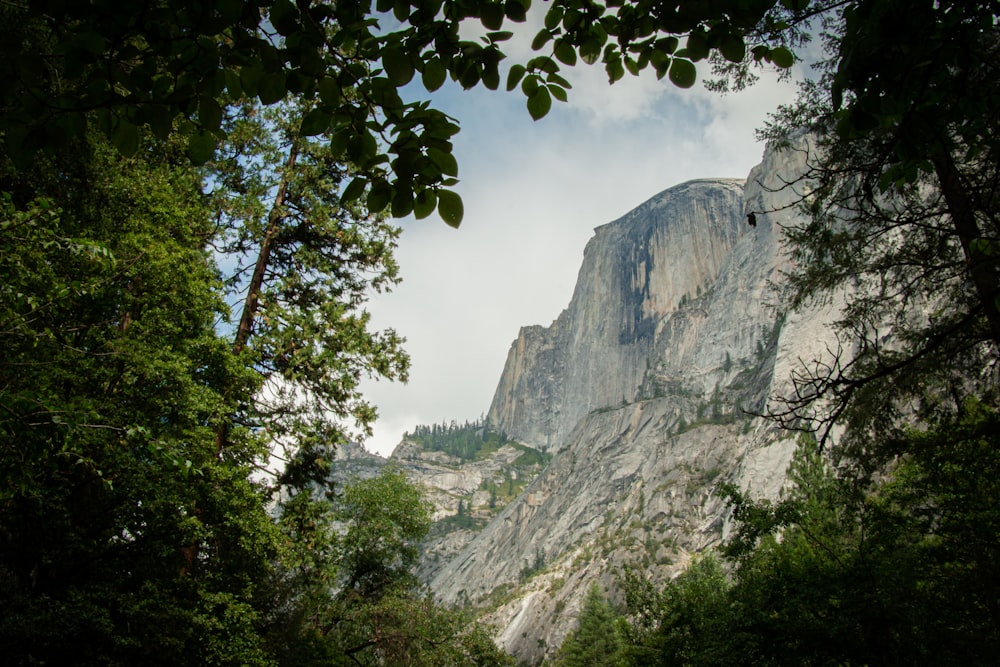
[334,138,838,664]
[417,137,843,664]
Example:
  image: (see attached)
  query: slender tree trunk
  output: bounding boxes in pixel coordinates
[932,146,1000,351]
[215,143,299,454]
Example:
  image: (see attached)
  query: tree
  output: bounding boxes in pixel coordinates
[208,94,408,484]
[757,2,1000,455]
[1,0,801,225]
[268,468,515,666]
[0,134,278,665]
[556,584,628,667]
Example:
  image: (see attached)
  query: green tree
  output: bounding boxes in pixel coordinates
[270,468,514,666]
[208,94,408,485]
[556,584,628,667]
[1,0,804,225]
[0,135,278,665]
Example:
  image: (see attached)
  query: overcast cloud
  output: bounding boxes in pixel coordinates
[359,46,803,457]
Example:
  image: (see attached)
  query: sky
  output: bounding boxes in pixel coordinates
[359,25,805,457]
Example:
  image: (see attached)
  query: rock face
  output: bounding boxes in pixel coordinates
[424,137,843,664]
[486,179,748,451]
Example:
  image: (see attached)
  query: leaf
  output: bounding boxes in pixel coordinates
[422,58,448,92]
[198,96,223,132]
[506,64,527,91]
[382,47,415,87]
[527,86,552,120]
[554,40,577,66]
[413,189,437,220]
[668,58,697,88]
[606,58,625,83]
[318,77,341,107]
[544,5,564,30]
[391,188,414,218]
[549,84,568,103]
[579,39,602,65]
[427,147,459,177]
[686,30,710,61]
[504,0,528,23]
[187,130,216,165]
[258,71,287,104]
[769,46,795,69]
[437,189,464,228]
[531,29,552,51]
[107,118,140,157]
[300,108,330,136]
[367,180,392,213]
[341,177,367,204]
[719,35,746,64]
[481,3,504,30]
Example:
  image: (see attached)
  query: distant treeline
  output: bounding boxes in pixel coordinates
[406,418,509,461]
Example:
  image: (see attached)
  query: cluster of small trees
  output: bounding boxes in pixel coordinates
[406,418,509,461]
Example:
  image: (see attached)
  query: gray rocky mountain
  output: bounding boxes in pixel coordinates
[423,137,842,664]
[336,137,839,664]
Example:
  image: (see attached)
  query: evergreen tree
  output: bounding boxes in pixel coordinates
[556,584,628,667]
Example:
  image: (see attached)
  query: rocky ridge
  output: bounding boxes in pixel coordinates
[423,136,843,664]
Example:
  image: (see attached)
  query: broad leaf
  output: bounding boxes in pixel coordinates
[437,189,464,227]
[527,86,552,120]
[668,58,697,88]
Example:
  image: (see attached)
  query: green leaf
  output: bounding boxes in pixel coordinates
[554,40,577,66]
[382,48,415,87]
[187,130,216,165]
[269,0,299,36]
[607,58,625,83]
[367,180,392,213]
[506,64,527,91]
[531,29,552,51]
[579,39,602,65]
[413,189,437,220]
[544,5,564,30]
[549,84,568,103]
[527,86,552,120]
[504,0,528,23]
[668,58,697,88]
[300,108,330,136]
[427,147,459,177]
[437,189,464,227]
[198,96,222,132]
[341,177,367,204]
[719,35,746,63]
[422,57,448,92]
[111,119,141,157]
[481,3,504,30]
[318,77,341,106]
[686,30,710,61]
[769,46,795,69]
[258,71,287,104]
[482,64,500,90]
[391,188,414,218]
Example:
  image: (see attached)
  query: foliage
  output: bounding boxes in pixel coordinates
[618,415,1000,666]
[406,418,510,462]
[209,94,408,487]
[0,135,277,665]
[1,0,804,226]
[554,584,628,667]
[266,469,514,666]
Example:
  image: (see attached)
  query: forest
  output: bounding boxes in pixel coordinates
[2,0,998,665]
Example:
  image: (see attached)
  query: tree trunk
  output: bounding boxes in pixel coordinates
[932,146,1000,351]
[216,143,299,454]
